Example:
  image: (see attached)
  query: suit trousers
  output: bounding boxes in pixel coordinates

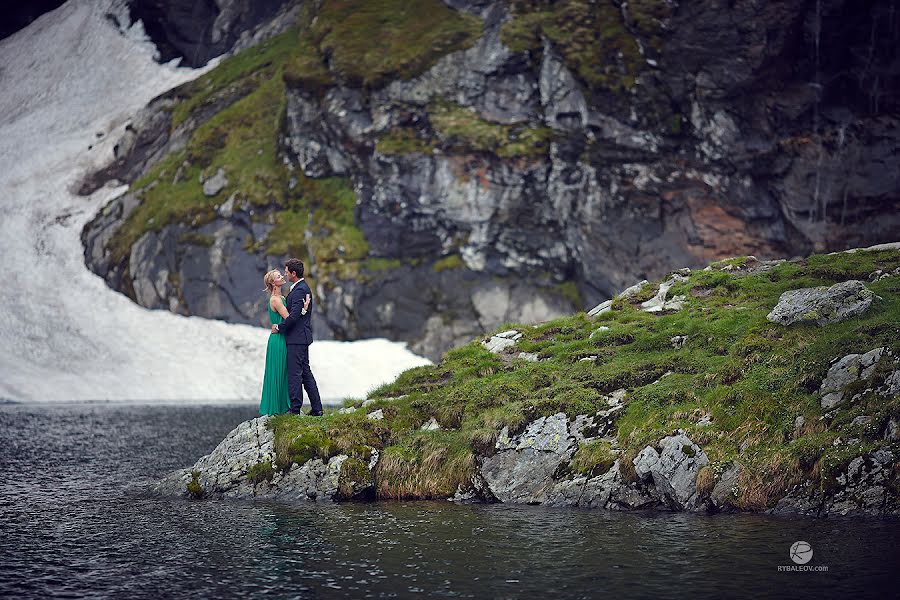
[286,343,322,414]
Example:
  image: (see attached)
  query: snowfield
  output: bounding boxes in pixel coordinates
[0,0,430,403]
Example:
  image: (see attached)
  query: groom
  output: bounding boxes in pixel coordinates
[271,258,323,416]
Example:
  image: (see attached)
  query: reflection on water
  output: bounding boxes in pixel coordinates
[1,404,898,599]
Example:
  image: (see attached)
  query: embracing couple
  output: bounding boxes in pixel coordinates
[259,258,323,417]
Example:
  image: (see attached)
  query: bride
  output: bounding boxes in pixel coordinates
[259,269,308,416]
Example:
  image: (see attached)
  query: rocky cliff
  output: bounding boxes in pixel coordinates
[82,0,900,359]
[154,246,900,517]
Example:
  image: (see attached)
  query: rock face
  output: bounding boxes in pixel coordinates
[152,416,368,502]
[481,413,576,503]
[632,434,710,510]
[819,347,886,409]
[775,450,897,517]
[155,409,898,517]
[124,0,296,67]
[767,280,874,326]
[84,0,900,359]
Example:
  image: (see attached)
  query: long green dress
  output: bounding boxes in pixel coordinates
[260,296,290,416]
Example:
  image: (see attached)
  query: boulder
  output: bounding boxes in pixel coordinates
[152,417,366,502]
[767,280,874,326]
[632,433,710,510]
[482,330,522,353]
[616,280,650,300]
[202,167,228,196]
[641,274,688,313]
[480,413,576,503]
[710,463,741,509]
[819,347,885,409]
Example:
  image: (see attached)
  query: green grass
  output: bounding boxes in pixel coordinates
[261,249,900,508]
[308,0,483,88]
[376,101,556,158]
[247,461,276,484]
[501,0,656,96]
[432,254,465,273]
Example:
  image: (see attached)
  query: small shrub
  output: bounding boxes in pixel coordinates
[570,440,616,477]
[187,471,203,499]
[247,461,276,485]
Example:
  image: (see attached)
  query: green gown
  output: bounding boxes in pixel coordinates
[260,296,290,416]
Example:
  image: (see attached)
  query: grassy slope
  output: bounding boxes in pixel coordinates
[269,249,900,507]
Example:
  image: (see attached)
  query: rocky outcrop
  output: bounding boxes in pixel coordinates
[83,0,900,359]
[632,433,709,511]
[767,280,874,326]
[481,413,576,503]
[153,416,374,502]
[819,347,887,409]
[775,449,897,517]
[123,0,297,67]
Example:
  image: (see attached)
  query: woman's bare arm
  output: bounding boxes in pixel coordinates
[270,296,290,319]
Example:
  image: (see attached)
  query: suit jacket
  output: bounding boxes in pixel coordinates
[278,280,314,345]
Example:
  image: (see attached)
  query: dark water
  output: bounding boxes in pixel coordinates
[1,405,898,599]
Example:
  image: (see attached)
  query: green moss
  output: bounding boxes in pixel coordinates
[337,456,374,499]
[429,101,554,157]
[570,439,616,477]
[433,254,465,273]
[376,128,437,155]
[187,471,203,498]
[501,0,649,96]
[247,461,276,484]
[170,29,301,129]
[300,0,482,89]
[178,232,215,247]
[257,249,900,505]
[555,280,582,307]
[363,257,404,272]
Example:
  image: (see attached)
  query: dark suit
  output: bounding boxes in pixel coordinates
[277,279,322,414]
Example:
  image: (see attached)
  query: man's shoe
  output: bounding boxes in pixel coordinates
[307,410,324,417]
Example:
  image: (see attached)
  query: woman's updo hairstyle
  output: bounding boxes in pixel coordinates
[263,269,281,294]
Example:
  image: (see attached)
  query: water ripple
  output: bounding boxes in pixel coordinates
[1,404,898,599]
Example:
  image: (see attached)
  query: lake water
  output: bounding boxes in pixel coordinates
[1,403,898,599]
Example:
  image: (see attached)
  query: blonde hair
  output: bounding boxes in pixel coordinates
[263,269,282,294]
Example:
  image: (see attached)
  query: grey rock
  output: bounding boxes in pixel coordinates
[153,416,367,503]
[767,280,874,326]
[670,335,688,349]
[616,280,650,300]
[482,330,522,353]
[589,326,610,338]
[153,416,276,499]
[367,409,384,420]
[641,275,689,313]
[481,413,575,503]
[588,299,613,317]
[420,417,441,431]
[710,463,741,509]
[884,419,898,442]
[775,449,897,517]
[850,415,872,427]
[632,433,710,510]
[202,168,228,197]
[819,347,885,409]
[517,352,540,362]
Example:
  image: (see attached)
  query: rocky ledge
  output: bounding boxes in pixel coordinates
[154,246,900,517]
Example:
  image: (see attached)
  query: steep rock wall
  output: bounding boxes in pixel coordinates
[82,0,900,360]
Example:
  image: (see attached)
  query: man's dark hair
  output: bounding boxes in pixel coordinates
[285,258,304,279]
